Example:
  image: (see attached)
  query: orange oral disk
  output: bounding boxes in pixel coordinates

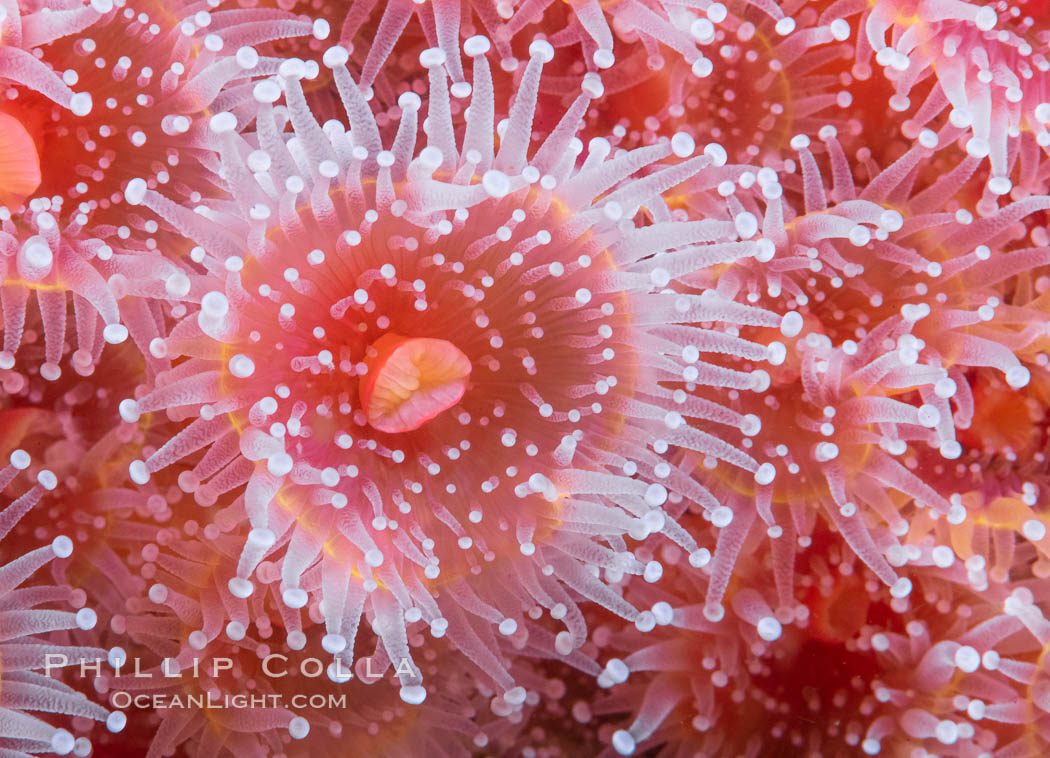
[360,333,472,433]
[0,113,41,207]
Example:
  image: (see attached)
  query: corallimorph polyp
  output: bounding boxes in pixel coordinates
[77,497,591,757]
[593,538,884,756]
[0,447,124,754]
[837,0,1050,196]
[596,533,1050,757]
[116,37,790,701]
[589,2,857,162]
[674,124,1050,617]
[0,0,320,214]
[0,207,136,381]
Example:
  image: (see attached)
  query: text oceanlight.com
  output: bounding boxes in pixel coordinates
[111,692,350,710]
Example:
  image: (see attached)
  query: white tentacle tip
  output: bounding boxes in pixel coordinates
[282,587,308,608]
[283,631,305,651]
[398,91,422,110]
[124,178,147,205]
[756,616,782,641]
[288,716,310,739]
[69,92,93,116]
[829,18,850,41]
[463,35,490,57]
[612,729,636,755]
[129,459,150,484]
[482,170,510,198]
[988,176,1012,195]
[914,403,939,428]
[754,463,776,485]
[417,146,443,172]
[277,58,307,80]
[322,634,348,654]
[504,686,527,705]
[671,132,695,158]
[51,730,75,755]
[106,711,127,733]
[780,311,803,338]
[76,607,98,630]
[209,112,237,134]
[581,72,604,98]
[419,47,447,68]
[528,40,554,63]
[119,394,141,419]
[52,535,74,559]
[322,45,350,68]
[766,341,786,365]
[703,142,727,166]
[37,469,58,490]
[267,452,294,476]
[253,79,282,104]
[228,577,254,598]
[593,49,615,69]
[400,685,427,705]
[235,46,259,69]
[974,6,996,31]
[103,323,129,344]
[1006,366,1031,389]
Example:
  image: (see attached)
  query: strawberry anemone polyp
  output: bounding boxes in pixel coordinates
[0,0,320,215]
[116,37,792,700]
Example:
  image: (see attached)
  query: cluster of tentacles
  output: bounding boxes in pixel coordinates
[1,0,1049,756]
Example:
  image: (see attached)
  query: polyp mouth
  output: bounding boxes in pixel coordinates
[360,332,472,433]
